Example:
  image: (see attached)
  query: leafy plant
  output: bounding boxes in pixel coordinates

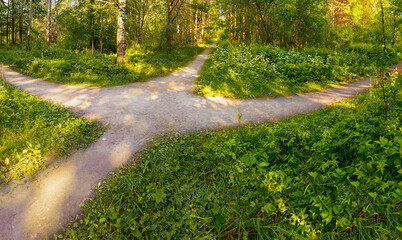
[0,45,205,87]
[374,45,400,119]
[195,42,401,98]
[57,75,402,239]
[0,80,104,185]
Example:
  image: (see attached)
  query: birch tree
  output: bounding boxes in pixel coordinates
[46,0,51,46]
[27,0,32,49]
[117,0,126,64]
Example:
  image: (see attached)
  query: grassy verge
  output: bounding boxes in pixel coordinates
[57,75,401,238]
[0,80,104,185]
[0,45,205,87]
[195,43,401,98]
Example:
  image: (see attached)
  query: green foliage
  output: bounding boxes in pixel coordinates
[273,0,328,47]
[0,80,104,185]
[58,75,401,239]
[217,0,401,47]
[53,0,214,53]
[0,45,204,87]
[126,45,206,78]
[57,0,117,53]
[195,42,401,98]
[219,0,328,46]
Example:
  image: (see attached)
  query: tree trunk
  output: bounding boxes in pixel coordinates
[254,2,271,43]
[194,8,198,45]
[187,17,191,45]
[99,1,103,54]
[242,11,245,42]
[90,0,95,54]
[362,0,366,26]
[189,7,192,45]
[6,0,10,45]
[117,0,126,64]
[11,0,15,45]
[19,0,23,43]
[27,0,32,50]
[166,0,184,51]
[380,0,386,48]
[177,23,180,45]
[201,11,204,42]
[229,7,233,42]
[46,0,51,47]
[138,0,147,45]
[167,0,173,52]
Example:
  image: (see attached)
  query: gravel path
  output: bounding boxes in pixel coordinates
[0,44,401,239]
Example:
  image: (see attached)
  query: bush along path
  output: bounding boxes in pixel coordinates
[60,74,402,239]
[195,43,401,98]
[0,43,401,239]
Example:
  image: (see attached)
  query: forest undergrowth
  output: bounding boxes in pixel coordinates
[57,73,401,239]
[0,80,104,186]
[0,44,205,87]
[196,42,402,98]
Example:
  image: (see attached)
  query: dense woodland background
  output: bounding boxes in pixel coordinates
[0,0,401,53]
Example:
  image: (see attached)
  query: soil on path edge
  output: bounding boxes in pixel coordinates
[0,45,401,239]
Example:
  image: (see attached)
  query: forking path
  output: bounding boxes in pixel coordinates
[0,43,401,239]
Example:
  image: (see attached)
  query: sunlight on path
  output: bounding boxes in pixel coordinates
[0,44,401,239]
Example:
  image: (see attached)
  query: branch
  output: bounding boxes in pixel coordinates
[171,0,185,23]
[171,0,181,12]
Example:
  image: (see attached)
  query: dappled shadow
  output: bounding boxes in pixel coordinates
[0,48,400,239]
[22,162,77,238]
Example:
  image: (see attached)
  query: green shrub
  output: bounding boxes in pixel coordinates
[57,75,401,239]
[195,43,401,98]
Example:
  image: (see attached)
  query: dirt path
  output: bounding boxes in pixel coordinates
[0,44,401,239]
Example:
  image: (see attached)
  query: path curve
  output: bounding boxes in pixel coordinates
[0,44,401,239]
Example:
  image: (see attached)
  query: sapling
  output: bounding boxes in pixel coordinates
[375,45,394,120]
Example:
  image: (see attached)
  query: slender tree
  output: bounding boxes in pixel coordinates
[99,0,103,53]
[137,0,149,44]
[166,0,185,52]
[117,0,126,64]
[6,0,9,45]
[46,0,51,46]
[90,0,95,53]
[11,0,15,44]
[27,0,32,49]
[18,0,22,43]
[380,0,386,48]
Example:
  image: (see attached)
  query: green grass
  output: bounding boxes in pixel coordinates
[0,45,205,87]
[195,43,402,98]
[57,75,401,238]
[0,80,104,185]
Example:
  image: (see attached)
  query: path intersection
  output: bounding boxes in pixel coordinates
[0,44,401,239]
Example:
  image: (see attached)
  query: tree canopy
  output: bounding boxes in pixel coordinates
[0,0,400,52]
